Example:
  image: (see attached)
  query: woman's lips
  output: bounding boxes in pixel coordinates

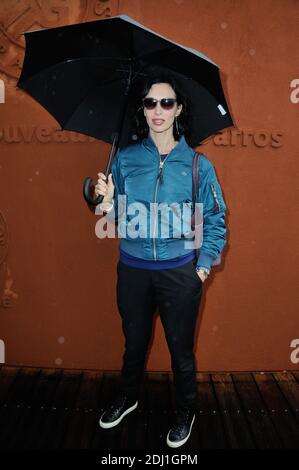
[152,119,165,126]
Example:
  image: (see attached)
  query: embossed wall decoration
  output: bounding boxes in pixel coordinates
[0,0,118,82]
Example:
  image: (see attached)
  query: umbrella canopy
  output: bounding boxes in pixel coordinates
[17,14,234,149]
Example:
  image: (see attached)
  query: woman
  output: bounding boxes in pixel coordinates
[94,74,227,448]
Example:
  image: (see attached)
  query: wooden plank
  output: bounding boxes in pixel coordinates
[145,372,171,450]
[35,369,83,449]
[91,372,124,450]
[12,368,62,449]
[232,373,282,449]
[273,372,299,426]
[196,373,228,449]
[0,366,19,405]
[211,373,255,449]
[62,371,103,449]
[120,376,147,449]
[0,367,41,448]
[292,371,299,384]
[254,372,299,448]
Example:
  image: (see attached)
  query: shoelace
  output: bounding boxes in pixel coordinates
[173,409,193,433]
[110,394,127,410]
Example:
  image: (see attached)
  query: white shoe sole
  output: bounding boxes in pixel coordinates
[99,401,138,429]
[166,414,195,448]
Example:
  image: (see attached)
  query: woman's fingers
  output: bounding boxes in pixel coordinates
[94,172,114,197]
[94,173,107,196]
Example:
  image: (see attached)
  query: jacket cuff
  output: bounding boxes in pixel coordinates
[196,251,215,271]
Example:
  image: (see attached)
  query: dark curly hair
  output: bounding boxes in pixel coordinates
[131,73,191,142]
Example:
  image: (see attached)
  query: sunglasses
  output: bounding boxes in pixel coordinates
[143,98,177,110]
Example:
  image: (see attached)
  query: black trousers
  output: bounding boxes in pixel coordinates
[116,258,203,411]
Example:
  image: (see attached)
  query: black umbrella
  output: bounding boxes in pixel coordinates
[17,15,234,205]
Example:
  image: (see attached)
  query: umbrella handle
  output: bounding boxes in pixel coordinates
[82,176,104,206]
[82,133,119,207]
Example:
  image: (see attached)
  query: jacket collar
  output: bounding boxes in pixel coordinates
[142,133,190,156]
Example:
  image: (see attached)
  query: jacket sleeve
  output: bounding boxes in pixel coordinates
[196,164,227,270]
[95,150,125,225]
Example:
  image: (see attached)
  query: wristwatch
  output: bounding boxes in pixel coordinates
[195,266,210,279]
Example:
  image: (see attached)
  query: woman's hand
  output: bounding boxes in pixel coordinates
[94,173,115,201]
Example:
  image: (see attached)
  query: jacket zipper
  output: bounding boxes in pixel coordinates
[153,155,170,260]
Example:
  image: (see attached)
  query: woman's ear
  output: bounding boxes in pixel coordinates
[176,104,183,117]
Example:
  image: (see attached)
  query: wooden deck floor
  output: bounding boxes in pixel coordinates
[0,366,299,449]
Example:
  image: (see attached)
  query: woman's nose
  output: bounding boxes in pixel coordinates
[154,104,162,115]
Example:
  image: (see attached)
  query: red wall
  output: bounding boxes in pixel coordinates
[0,0,299,371]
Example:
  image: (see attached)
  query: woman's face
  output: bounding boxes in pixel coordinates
[143,83,182,137]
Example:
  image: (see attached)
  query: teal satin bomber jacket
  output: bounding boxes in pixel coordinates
[104,133,227,271]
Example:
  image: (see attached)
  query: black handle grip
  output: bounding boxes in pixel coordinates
[83,176,104,206]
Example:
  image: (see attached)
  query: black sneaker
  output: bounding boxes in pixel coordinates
[166,407,195,448]
[99,394,138,429]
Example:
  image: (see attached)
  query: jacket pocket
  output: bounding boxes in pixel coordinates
[186,261,202,286]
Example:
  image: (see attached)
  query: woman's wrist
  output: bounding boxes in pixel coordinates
[99,198,114,215]
[102,195,113,204]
